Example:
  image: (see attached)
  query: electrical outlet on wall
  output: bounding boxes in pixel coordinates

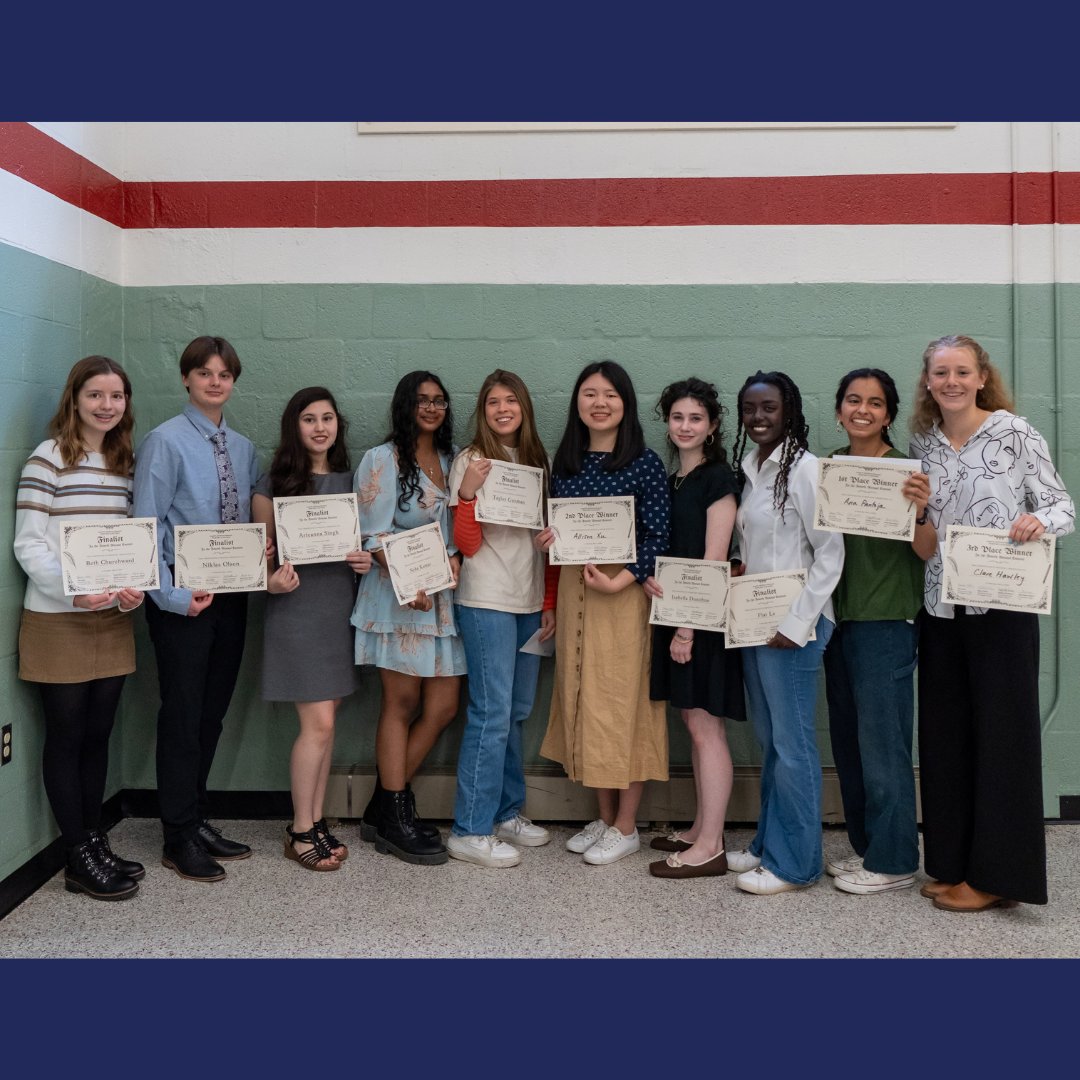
[1,723,11,766]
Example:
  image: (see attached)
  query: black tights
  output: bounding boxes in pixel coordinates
[38,676,126,847]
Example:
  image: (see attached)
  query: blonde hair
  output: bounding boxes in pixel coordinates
[466,369,549,489]
[910,334,1015,434]
[48,356,135,474]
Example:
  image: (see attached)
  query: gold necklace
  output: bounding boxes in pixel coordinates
[674,458,705,490]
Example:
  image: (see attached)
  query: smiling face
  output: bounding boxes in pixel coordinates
[667,396,717,457]
[740,382,785,458]
[926,345,984,419]
[415,379,448,435]
[577,372,624,436]
[298,399,338,460]
[76,373,127,446]
[837,376,892,445]
[183,353,234,418]
[483,383,523,446]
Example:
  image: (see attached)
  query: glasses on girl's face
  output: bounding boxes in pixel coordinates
[417,397,449,411]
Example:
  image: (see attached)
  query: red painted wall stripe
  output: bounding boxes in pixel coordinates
[5,122,1080,229]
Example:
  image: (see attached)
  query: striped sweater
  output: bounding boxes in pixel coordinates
[14,440,133,613]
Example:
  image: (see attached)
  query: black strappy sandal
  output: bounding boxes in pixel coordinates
[284,825,340,872]
[313,817,348,861]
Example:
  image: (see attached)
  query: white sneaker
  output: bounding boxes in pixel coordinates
[833,868,915,895]
[826,854,863,878]
[495,814,551,848]
[566,819,607,853]
[447,834,522,868]
[736,866,808,895]
[726,848,761,873]
[582,826,640,865]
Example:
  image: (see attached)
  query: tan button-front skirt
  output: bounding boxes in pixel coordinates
[18,607,136,684]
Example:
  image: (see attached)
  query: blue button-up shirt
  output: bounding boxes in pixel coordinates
[134,404,260,614]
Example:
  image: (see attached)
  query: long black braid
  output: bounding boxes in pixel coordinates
[731,370,809,519]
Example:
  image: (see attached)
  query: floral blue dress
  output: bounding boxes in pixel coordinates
[350,442,466,678]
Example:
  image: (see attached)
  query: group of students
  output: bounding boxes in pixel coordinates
[15,333,1074,915]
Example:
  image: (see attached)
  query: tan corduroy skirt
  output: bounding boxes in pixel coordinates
[18,607,136,684]
[541,565,668,789]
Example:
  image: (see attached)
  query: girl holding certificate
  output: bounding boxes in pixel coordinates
[351,371,465,866]
[823,369,936,896]
[728,371,845,895]
[446,370,556,868]
[910,335,1074,911]
[252,387,371,872]
[537,360,671,866]
[14,356,145,901]
[644,378,744,880]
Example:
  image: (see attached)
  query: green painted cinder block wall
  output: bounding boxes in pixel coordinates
[4,242,1080,880]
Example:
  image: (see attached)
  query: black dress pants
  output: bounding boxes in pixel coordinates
[145,593,248,845]
[917,607,1047,904]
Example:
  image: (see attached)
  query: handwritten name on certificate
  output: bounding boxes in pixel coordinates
[273,493,361,565]
[382,521,455,606]
[474,460,545,530]
[814,456,919,541]
[547,496,636,566]
[941,525,1056,615]
[725,570,814,649]
[649,557,730,632]
[61,517,160,595]
[174,524,267,593]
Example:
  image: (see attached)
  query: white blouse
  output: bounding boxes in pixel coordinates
[910,410,1075,619]
[736,441,845,646]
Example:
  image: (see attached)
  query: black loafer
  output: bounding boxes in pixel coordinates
[162,837,226,882]
[196,820,252,861]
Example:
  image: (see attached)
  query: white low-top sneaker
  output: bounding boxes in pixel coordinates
[736,866,808,895]
[447,834,522,868]
[826,854,864,878]
[496,814,551,848]
[726,848,762,873]
[566,819,608,853]
[582,826,640,865]
[833,868,915,895]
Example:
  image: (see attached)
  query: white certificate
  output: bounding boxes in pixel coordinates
[725,569,814,649]
[60,517,160,595]
[814,456,919,541]
[381,521,455,605]
[649,557,731,632]
[474,460,545,530]
[547,496,636,565]
[174,524,267,593]
[273,493,361,565]
[941,525,1056,614]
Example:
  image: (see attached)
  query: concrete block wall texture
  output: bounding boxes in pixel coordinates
[3,121,1080,883]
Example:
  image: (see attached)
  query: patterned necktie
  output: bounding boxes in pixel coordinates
[209,430,240,523]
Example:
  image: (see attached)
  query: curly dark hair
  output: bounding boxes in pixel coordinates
[387,370,454,512]
[732,370,808,518]
[654,376,729,467]
[834,367,901,448]
[268,387,351,498]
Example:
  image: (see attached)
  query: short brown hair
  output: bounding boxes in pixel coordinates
[179,335,242,380]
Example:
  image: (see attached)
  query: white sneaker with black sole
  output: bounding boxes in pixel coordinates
[447,834,522,868]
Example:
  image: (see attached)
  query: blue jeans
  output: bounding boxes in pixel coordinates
[824,619,920,875]
[452,606,542,837]
[742,614,833,885]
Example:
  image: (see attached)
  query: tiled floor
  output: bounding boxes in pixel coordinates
[2,818,1078,958]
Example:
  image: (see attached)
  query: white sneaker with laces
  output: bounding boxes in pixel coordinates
[726,848,761,873]
[495,814,551,848]
[446,833,522,868]
[566,819,607,853]
[736,866,809,895]
[582,826,640,865]
[833,868,915,895]
[826,854,864,877]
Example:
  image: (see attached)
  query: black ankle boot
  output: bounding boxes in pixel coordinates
[360,773,383,841]
[375,790,448,865]
[89,828,145,881]
[64,838,139,901]
[405,783,440,840]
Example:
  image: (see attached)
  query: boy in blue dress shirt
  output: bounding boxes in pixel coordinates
[134,336,261,882]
